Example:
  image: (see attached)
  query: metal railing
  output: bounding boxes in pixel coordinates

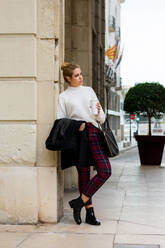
[108,16,116,32]
[115,26,120,40]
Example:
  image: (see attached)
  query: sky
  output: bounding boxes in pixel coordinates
[120,0,165,86]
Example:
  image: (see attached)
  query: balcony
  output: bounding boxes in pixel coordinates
[115,77,122,91]
[108,16,116,32]
[115,26,121,40]
[105,64,116,87]
[112,72,117,86]
[105,64,112,82]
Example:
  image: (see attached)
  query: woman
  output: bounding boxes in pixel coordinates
[57,62,111,225]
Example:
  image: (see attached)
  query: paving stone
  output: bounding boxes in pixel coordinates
[19,233,114,248]
[0,233,30,248]
[115,234,165,247]
[120,206,165,229]
[114,245,159,248]
[117,221,165,235]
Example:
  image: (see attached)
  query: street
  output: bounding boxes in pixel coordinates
[1,147,165,248]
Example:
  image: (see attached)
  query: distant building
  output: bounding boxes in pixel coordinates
[105,0,126,141]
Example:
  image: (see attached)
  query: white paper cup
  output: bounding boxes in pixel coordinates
[90,100,98,115]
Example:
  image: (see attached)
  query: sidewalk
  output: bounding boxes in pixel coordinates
[1,147,165,248]
[118,138,137,152]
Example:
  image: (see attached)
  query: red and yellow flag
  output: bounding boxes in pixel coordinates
[113,40,120,63]
[105,44,117,60]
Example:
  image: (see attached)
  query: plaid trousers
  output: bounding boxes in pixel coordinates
[77,122,111,205]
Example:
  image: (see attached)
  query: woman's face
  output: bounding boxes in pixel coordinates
[67,68,83,87]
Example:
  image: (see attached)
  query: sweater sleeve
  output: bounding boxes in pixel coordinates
[90,87,105,124]
[57,95,67,119]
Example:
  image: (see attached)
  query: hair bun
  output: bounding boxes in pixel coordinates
[60,62,80,83]
[61,62,70,71]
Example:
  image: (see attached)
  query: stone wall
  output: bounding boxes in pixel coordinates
[65,0,92,86]
[0,0,64,224]
[64,0,105,190]
[64,0,93,190]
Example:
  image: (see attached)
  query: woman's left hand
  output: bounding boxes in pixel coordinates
[96,102,101,115]
[79,122,86,131]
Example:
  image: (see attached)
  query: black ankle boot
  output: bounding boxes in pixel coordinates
[85,207,101,226]
[69,196,85,225]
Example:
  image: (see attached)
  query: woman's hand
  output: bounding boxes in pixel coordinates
[96,102,101,115]
[79,123,86,131]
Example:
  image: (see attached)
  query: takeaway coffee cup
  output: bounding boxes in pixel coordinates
[90,99,98,115]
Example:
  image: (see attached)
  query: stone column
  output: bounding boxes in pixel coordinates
[65,0,92,86]
[64,0,105,191]
[36,0,65,223]
[92,0,105,108]
[0,0,65,224]
[0,0,38,224]
[64,0,93,190]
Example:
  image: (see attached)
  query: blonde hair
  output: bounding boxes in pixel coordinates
[61,62,80,83]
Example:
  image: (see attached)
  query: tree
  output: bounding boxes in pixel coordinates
[124,82,165,136]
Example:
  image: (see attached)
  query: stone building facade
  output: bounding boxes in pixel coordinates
[0,0,106,224]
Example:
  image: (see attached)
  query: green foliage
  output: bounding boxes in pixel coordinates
[124,82,165,119]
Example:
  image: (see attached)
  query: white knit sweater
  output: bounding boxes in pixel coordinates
[57,85,105,127]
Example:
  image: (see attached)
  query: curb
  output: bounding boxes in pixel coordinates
[119,144,137,153]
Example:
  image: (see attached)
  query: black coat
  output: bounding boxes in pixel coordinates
[45,118,94,169]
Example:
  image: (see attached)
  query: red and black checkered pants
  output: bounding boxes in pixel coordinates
[77,122,111,205]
